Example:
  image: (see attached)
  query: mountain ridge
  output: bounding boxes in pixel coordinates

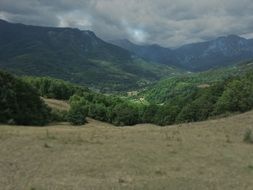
[0,19,180,92]
[111,35,253,71]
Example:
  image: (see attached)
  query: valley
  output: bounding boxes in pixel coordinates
[1,15,253,190]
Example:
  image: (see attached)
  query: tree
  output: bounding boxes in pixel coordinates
[111,103,139,126]
[68,104,88,125]
[0,70,51,125]
[141,104,159,123]
[155,105,180,125]
[68,95,88,125]
[214,79,253,114]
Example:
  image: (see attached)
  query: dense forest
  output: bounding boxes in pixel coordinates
[1,65,253,126]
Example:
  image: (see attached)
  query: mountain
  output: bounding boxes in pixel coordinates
[0,19,180,92]
[112,35,253,71]
[110,39,174,66]
[173,35,253,71]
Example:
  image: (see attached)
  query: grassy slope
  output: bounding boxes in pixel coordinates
[43,98,70,111]
[1,111,253,189]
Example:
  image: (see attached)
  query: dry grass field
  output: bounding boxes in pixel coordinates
[1,111,253,190]
[43,98,70,111]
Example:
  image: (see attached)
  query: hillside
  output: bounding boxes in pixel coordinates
[0,110,253,190]
[140,61,253,104]
[0,19,180,92]
[112,35,253,71]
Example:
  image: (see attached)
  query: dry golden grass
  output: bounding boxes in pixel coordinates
[43,98,70,111]
[1,112,253,190]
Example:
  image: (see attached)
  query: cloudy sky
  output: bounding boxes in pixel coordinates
[0,0,253,47]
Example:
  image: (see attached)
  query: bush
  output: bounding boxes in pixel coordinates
[68,103,88,125]
[244,129,253,143]
[111,103,139,126]
[51,109,68,122]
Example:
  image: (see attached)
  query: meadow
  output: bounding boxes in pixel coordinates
[1,110,253,190]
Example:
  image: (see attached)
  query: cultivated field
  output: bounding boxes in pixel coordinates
[1,111,253,190]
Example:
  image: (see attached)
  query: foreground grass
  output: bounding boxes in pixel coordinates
[1,112,253,190]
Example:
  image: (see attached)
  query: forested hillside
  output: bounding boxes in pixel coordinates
[142,61,253,103]
[24,64,253,126]
[0,19,180,92]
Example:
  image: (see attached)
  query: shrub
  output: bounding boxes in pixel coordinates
[51,109,68,122]
[243,129,253,143]
[68,104,88,125]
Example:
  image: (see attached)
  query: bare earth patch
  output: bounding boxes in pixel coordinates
[1,112,253,190]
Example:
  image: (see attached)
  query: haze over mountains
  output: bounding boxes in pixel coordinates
[1,19,253,91]
[112,35,253,71]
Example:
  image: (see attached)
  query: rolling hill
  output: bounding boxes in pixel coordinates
[0,19,180,92]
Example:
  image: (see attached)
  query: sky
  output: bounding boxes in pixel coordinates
[0,0,253,47]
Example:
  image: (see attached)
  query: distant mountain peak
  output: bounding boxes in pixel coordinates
[227,34,244,39]
[112,34,253,71]
[215,34,246,41]
[0,19,7,23]
[1,19,253,73]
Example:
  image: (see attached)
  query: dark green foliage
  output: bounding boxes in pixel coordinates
[111,103,140,126]
[0,71,51,125]
[69,94,140,126]
[214,77,253,114]
[141,104,160,124]
[23,76,89,100]
[88,103,107,121]
[68,98,88,125]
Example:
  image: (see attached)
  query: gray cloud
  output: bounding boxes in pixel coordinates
[0,0,253,47]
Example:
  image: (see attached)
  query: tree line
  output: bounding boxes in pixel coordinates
[67,70,253,126]
[1,70,253,126]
